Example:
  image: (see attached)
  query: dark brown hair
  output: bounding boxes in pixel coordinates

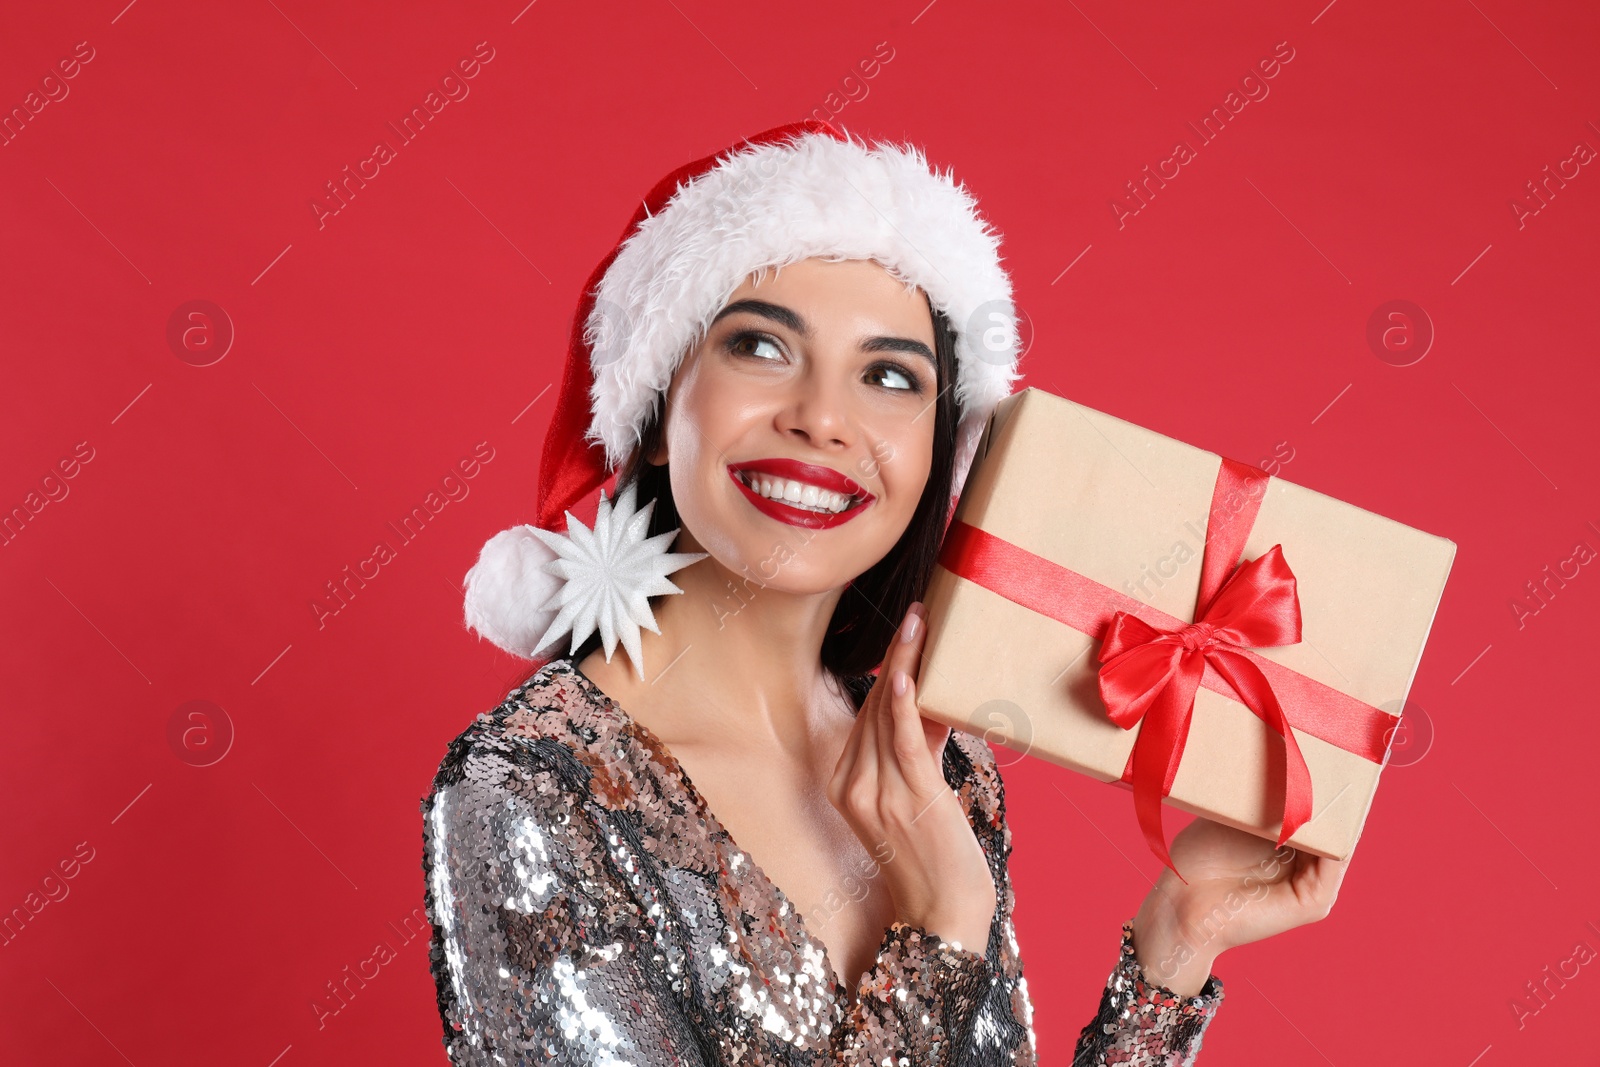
[565,296,962,712]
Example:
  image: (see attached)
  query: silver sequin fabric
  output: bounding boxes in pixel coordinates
[420,657,1224,1065]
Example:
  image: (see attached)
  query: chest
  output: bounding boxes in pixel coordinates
[668,743,900,997]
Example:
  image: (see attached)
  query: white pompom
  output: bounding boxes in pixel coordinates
[462,525,570,661]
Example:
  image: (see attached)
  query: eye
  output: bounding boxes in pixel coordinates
[866,361,923,394]
[727,330,785,362]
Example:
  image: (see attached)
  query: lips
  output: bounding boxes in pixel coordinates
[726,458,876,530]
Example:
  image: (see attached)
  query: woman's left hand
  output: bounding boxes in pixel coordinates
[1130,816,1352,996]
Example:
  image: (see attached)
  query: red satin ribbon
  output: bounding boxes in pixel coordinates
[936,457,1394,878]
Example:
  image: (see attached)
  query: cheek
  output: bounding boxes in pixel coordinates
[667,374,749,470]
[671,351,757,430]
[661,374,752,528]
[874,420,935,504]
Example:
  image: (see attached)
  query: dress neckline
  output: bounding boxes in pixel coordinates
[563,657,854,1007]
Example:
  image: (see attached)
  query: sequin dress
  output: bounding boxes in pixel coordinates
[420,657,1224,1065]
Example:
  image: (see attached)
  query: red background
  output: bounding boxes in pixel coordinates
[3,1,1596,1063]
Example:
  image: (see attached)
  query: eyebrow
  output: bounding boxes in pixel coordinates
[711,299,937,373]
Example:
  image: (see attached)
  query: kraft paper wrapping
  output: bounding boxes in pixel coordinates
[918,388,1456,860]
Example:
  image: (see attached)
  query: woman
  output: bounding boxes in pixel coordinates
[422,122,1348,1065]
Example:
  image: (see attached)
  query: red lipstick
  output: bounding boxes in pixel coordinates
[726,458,875,530]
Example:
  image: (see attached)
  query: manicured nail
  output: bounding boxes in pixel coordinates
[893,669,909,695]
[899,609,920,644]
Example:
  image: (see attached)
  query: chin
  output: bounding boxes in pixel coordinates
[708,528,873,594]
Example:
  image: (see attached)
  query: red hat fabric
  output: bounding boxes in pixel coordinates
[534,119,844,532]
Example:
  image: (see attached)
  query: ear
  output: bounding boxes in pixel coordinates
[644,382,675,467]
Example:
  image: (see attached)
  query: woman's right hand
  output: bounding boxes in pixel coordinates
[827,601,997,954]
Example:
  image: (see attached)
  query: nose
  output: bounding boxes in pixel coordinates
[775,369,853,450]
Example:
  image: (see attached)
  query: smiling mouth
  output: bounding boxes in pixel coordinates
[732,468,866,514]
[725,462,876,530]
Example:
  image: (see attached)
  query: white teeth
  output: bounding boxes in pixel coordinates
[739,471,860,514]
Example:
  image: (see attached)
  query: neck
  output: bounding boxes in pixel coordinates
[579,526,854,759]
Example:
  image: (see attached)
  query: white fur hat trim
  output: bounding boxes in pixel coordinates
[582,129,1022,504]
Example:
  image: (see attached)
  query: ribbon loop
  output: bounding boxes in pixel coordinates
[1199,544,1303,649]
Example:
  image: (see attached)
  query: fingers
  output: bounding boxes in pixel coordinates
[884,603,942,798]
[874,627,903,783]
[876,605,917,776]
[832,602,939,818]
[1315,853,1352,909]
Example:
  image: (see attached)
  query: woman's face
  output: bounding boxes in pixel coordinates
[649,257,938,596]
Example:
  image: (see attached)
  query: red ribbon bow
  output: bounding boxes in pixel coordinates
[1097,542,1313,876]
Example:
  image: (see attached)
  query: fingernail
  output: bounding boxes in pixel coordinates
[893,669,909,695]
[899,609,920,644]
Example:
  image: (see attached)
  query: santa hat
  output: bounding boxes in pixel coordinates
[463,119,1023,677]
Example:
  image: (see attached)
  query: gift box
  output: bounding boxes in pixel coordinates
[917,387,1456,870]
